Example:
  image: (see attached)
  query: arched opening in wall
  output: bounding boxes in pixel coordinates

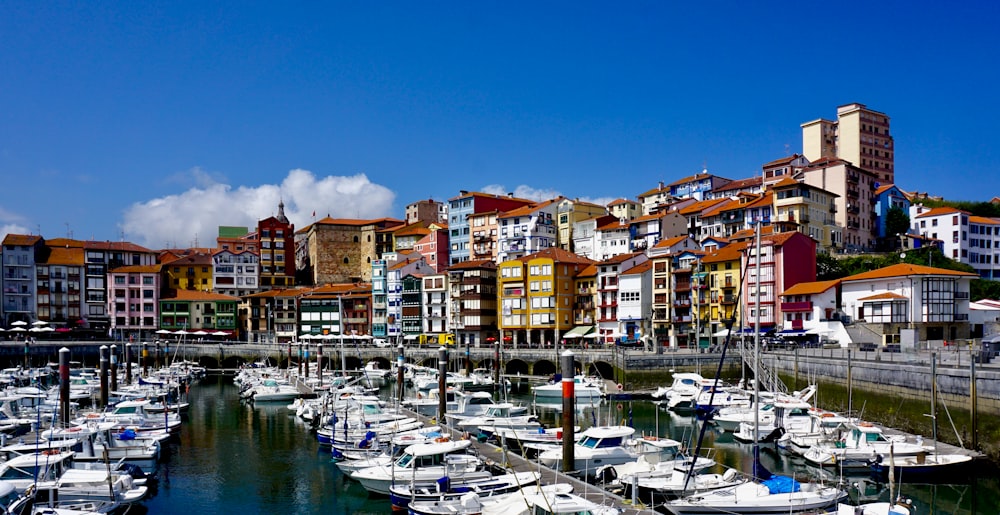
[589,360,615,380]
[354,236,359,243]
[344,356,363,370]
[220,355,248,369]
[419,357,437,368]
[367,257,371,263]
[344,257,350,264]
[505,358,529,376]
[532,359,556,377]
[368,235,372,242]
[370,356,392,370]
[477,358,495,371]
[449,357,466,372]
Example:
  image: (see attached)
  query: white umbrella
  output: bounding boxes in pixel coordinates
[41,326,55,332]
[31,321,48,326]
[321,333,337,341]
[174,329,190,335]
[212,331,228,336]
[10,321,27,327]
[9,327,26,332]
[155,329,172,335]
[299,334,316,340]
[191,330,209,336]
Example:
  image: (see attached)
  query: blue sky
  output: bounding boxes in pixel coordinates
[2,1,998,248]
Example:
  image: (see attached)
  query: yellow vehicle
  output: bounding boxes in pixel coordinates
[418,333,455,345]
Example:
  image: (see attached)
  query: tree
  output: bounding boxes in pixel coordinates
[885,206,910,249]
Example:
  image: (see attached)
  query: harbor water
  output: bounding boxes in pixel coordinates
[143,375,999,514]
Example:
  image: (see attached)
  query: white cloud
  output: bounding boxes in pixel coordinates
[480,184,617,210]
[121,169,396,248]
[0,207,30,241]
[480,184,564,202]
[1,223,31,242]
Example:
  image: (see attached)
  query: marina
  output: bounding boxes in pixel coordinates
[0,341,994,515]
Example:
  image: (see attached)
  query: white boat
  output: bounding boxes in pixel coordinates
[802,422,928,469]
[537,425,639,479]
[532,375,604,400]
[407,483,573,515]
[448,404,540,436]
[389,471,540,511]
[733,397,813,443]
[40,422,160,470]
[665,475,847,514]
[45,468,148,505]
[243,378,301,402]
[595,436,716,486]
[483,484,618,515]
[653,373,706,411]
[72,399,182,435]
[777,409,850,456]
[351,439,492,495]
[836,501,912,515]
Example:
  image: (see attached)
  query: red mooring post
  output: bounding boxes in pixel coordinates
[561,350,575,473]
[125,343,132,385]
[397,344,405,405]
[437,346,448,422]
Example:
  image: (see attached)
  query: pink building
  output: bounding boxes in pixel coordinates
[414,229,450,273]
[740,231,817,331]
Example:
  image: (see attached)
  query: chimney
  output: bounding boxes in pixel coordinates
[459,190,468,196]
[658,181,664,190]
[508,192,514,197]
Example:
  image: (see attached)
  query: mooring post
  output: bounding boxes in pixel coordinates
[125,343,132,385]
[142,342,148,377]
[561,350,575,473]
[110,344,118,392]
[59,347,70,428]
[794,347,799,389]
[438,346,448,422]
[304,345,310,378]
[397,344,405,405]
[317,344,323,389]
[494,341,501,387]
[99,345,109,408]
[971,349,978,450]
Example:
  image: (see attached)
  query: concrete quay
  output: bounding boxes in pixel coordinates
[402,407,656,515]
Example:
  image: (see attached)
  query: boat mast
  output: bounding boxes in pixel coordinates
[752,222,762,452]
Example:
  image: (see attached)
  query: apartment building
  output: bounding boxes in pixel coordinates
[447,191,533,265]
[802,102,895,185]
[447,260,498,347]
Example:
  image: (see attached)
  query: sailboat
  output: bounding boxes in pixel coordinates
[666,223,846,514]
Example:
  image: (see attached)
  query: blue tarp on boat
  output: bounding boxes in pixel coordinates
[761,475,801,494]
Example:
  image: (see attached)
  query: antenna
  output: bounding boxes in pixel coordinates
[65,222,73,239]
[784,143,791,156]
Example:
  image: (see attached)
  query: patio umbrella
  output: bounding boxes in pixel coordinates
[41,326,55,332]
[155,329,173,335]
[9,327,26,333]
[10,321,27,327]
[31,321,48,326]
[191,330,209,336]
[173,329,190,335]
[212,331,228,336]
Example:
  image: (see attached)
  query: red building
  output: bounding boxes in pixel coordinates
[258,200,296,290]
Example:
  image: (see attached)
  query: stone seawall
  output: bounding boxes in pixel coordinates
[766,348,1000,414]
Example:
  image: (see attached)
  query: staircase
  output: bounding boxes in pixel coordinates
[737,337,787,395]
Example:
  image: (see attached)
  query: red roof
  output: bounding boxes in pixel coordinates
[843,263,977,282]
[621,260,652,275]
[164,290,240,302]
[1,234,42,246]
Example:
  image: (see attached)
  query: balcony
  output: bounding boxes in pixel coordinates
[673,299,691,307]
[598,301,618,309]
[721,295,737,305]
[955,291,970,299]
[954,313,969,321]
[672,315,692,323]
[781,301,813,312]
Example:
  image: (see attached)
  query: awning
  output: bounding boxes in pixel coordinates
[403,334,419,341]
[806,327,833,335]
[712,328,735,337]
[779,329,807,336]
[563,326,594,339]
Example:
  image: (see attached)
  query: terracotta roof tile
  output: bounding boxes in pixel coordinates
[970,216,1000,225]
[164,290,240,302]
[653,235,689,249]
[711,176,762,193]
[701,243,746,264]
[42,247,85,266]
[781,279,840,296]
[621,260,652,275]
[447,191,535,204]
[762,154,802,168]
[1,234,42,246]
[678,198,730,216]
[914,206,968,218]
[607,198,637,206]
[667,172,731,188]
[842,263,977,282]
[598,252,643,265]
[771,176,800,188]
[110,265,163,274]
[577,264,598,277]
[84,240,154,253]
[522,247,596,265]
[858,291,909,301]
[447,259,497,270]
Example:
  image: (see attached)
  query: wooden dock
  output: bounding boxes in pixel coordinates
[402,408,656,515]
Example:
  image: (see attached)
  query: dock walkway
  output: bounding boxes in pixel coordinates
[403,408,656,515]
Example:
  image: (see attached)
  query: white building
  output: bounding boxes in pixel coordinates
[497,199,559,262]
[212,249,259,298]
[910,205,1000,280]
[421,273,450,335]
[617,260,652,347]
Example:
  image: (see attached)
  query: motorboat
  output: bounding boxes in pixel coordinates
[491,425,578,455]
[733,397,813,443]
[595,436,716,486]
[532,375,604,401]
[537,425,639,479]
[72,399,182,435]
[802,422,929,469]
[351,439,492,495]
[776,409,850,456]
[44,468,148,505]
[389,471,540,511]
[869,450,974,483]
[484,484,618,515]
[242,378,301,403]
[653,373,706,412]
[448,404,540,436]
[41,422,161,470]
[665,474,847,514]
[835,501,913,515]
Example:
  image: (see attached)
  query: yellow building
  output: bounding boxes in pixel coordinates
[556,198,608,252]
[498,247,594,347]
[161,250,214,292]
[701,244,744,344]
[771,177,840,254]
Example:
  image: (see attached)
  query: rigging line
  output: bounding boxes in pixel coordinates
[681,248,751,492]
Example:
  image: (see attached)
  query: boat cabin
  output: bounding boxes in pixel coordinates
[575,426,635,449]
